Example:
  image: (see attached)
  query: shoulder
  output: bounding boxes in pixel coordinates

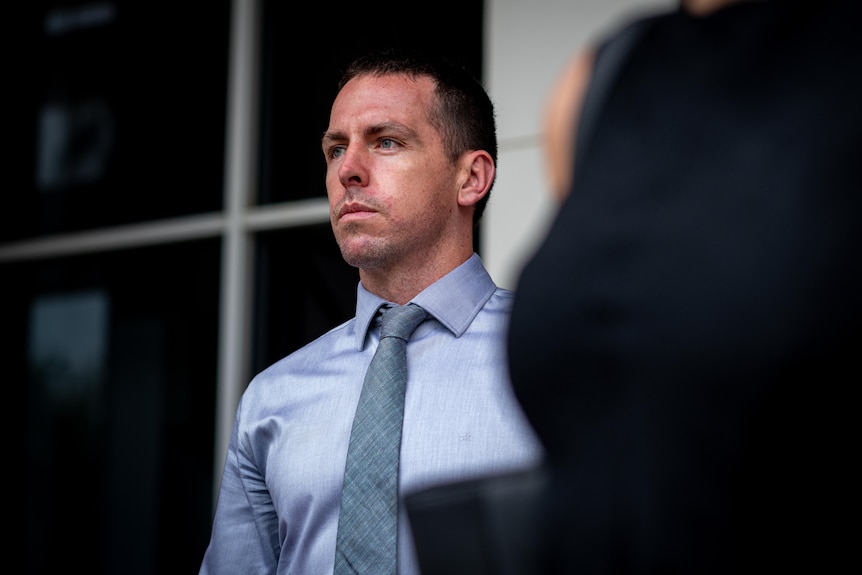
[479,285,516,321]
[491,285,515,305]
[233,317,360,424]
[247,317,357,389]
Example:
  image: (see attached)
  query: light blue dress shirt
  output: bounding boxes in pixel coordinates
[199,253,544,574]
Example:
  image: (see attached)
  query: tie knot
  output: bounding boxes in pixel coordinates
[379,303,428,341]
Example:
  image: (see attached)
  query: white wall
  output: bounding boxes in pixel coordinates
[482,0,673,290]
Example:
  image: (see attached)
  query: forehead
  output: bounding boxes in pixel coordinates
[329,73,436,131]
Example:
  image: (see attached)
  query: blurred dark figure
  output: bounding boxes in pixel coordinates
[508,0,862,572]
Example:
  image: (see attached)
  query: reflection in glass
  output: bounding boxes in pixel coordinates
[36,100,115,192]
[11,240,219,574]
[29,289,109,398]
[27,290,110,570]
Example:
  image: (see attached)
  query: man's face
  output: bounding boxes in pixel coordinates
[322,73,461,273]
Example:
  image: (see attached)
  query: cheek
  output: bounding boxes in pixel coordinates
[325,172,342,205]
[405,186,453,228]
[377,159,453,223]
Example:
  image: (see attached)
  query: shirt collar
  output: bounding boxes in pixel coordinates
[353,253,497,350]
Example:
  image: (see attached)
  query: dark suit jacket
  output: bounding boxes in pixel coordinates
[506,0,862,572]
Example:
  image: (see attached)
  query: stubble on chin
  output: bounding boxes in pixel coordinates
[335,227,394,271]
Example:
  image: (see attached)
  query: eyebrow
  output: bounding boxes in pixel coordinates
[321,122,419,149]
[321,129,346,149]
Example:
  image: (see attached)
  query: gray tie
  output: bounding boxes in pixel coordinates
[334,303,428,575]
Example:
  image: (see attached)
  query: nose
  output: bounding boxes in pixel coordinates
[337,144,368,188]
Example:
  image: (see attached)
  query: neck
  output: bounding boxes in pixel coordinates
[360,250,473,305]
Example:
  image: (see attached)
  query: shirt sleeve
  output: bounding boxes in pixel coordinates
[199,406,280,574]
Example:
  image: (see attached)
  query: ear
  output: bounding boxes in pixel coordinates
[457,150,495,208]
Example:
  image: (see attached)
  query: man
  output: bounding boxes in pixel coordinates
[199,48,543,575]
[509,0,861,572]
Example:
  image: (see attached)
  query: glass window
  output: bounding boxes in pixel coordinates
[4,239,220,573]
[5,2,231,243]
[3,3,486,574]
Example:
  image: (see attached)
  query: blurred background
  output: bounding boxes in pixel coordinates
[2,0,669,572]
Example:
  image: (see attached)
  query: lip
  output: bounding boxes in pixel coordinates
[338,203,377,221]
